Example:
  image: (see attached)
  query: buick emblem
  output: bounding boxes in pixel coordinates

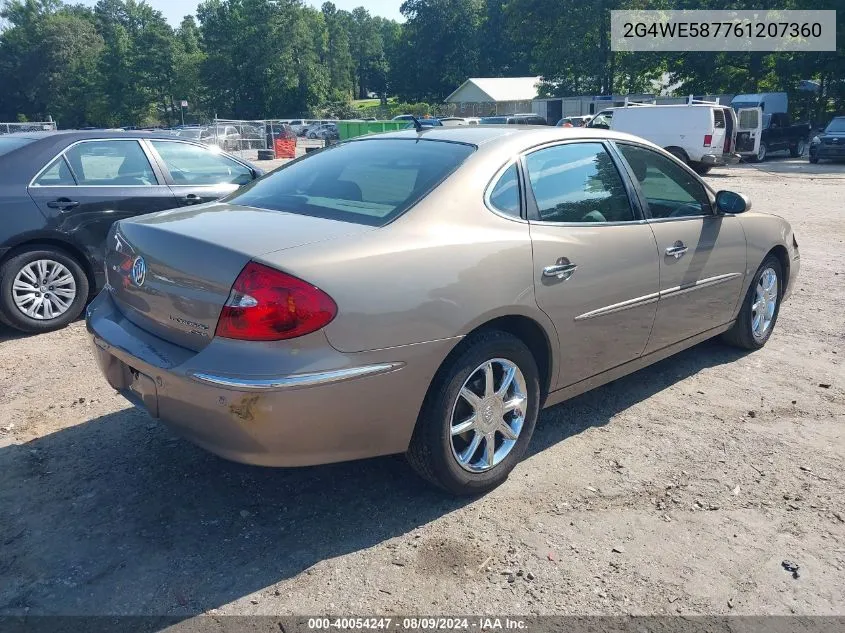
[131,256,147,287]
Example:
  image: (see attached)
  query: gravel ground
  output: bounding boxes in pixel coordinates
[0,156,843,619]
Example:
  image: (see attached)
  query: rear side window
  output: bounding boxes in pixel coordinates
[229,139,475,226]
[33,156,76,186]
[714,109,726,128]
[488,163,520,217]
[64,140,156,186]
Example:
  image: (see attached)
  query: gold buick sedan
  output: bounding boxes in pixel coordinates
[87,126,800,495]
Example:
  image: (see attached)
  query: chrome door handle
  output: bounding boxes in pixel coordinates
[542,263,578,280]
[665,242,688,259]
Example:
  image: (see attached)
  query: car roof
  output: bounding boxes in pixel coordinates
[5,130,180,142]
[373,125,653,152]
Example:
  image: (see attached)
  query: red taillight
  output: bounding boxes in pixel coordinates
[704,134,713,147]
[215,262,337,341]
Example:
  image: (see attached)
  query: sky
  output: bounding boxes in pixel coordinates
[80,0,405,25]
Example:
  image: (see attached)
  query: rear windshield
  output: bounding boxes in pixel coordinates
[228,138,475,226]
[0,136,35,157]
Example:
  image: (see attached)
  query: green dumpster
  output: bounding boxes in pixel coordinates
[337,120,409,140]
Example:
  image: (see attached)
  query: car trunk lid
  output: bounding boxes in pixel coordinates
[106,202,372,351]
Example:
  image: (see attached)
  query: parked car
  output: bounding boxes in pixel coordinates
[0,131,263,333]
[289,119,317,136]
[589,103,740,174]
[809,116,845,163]
[86,126,799,495]
[307,123,339,140]
[265,121,296,147]
[173,127,214,143]
[234,123,265,149]
[439,117,467,127]
[206,124,242,151]
[736,112,811,162]
[556,116,592,127]
[479,114,547,126]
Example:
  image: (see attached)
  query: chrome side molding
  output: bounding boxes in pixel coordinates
[190,362,405,391]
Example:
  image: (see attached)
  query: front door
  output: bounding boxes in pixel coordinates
[524,141,660,389]
[613,142,746,353]
[27,139,178,270]
[146,139,256,206]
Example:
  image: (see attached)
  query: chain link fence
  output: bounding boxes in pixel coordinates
[0,121,57,135]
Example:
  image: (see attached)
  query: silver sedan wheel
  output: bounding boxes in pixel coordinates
[450,358,528,473]
[12,259,77,320]
[751,267,778,341]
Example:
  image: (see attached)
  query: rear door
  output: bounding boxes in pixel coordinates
[736,107,763,155]
[27,139,177,266]
[146,139,257,206]
[710,107,727,155]
[524,140,660,389]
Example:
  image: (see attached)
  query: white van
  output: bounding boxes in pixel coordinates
[588,102,740,174]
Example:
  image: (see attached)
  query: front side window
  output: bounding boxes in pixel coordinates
[63,140,156,186]
[488,163,520,217]
[33,156,76,186]
[151,141,252,185]
[525,142,634,223]
[616,143,711,219]
[229,138,475,226]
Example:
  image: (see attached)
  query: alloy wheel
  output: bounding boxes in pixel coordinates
[12,259,77,320]
[449,358,528,473]
[751,267,778,341]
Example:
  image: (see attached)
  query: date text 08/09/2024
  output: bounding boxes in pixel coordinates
[307,618,528,630]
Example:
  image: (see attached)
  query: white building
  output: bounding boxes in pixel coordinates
[444,77,542,117]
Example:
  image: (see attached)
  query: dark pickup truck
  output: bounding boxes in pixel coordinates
[749,112,811,162]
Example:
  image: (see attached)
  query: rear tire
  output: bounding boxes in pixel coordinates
[406,330,541,496]
[722,256,782,350]
[0,247,89,334]
[690,162,712,175]
[809,156,819,164]
[790,138,806,158]
[753,142,768,162]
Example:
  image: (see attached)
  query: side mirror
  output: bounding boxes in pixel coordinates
[715,190,751,214]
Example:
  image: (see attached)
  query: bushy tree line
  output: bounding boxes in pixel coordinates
[0,0,842,127]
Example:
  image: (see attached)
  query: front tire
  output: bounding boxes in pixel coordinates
[722,256,782,350]
[790,138,806,158]
[407,330,541,495]
[0,247,89,333]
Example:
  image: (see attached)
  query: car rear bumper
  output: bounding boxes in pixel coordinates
[86,291,457,467]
